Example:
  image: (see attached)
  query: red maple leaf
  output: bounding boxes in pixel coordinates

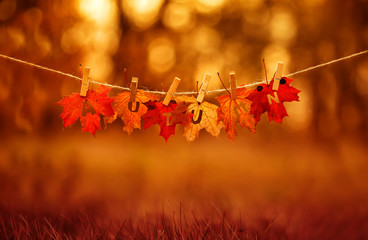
[246,77,301,124]
[57,85,114,135]
[142,100,191,142]
[80,112,100,135]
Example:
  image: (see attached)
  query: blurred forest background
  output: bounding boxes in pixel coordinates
[0,0,368,239]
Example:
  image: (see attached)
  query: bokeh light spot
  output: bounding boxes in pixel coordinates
[92,29,120,54]
[77,0,117,25]
[162,3,195,32]
[270,10,297,44]
[82,53,114,82]
[196,0,225,13]
[7,27,25,50]
[61,23,88,54]
[122,0,164,30]
[194,53,224,90]
[148,37,176,74]
[192,26,221,54]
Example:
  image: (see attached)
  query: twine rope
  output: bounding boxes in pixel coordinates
[1,49,367,95]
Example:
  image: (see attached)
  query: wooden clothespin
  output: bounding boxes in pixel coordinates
[272,62,284,91]
[80,67,90,97]
[229,72,237,100]
[128,77,139,112]
[163,77,181,106]
[196,74,211,103]
[129,77,138,103]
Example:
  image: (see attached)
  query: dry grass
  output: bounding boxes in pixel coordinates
[1,127,368,239]
[0,204,284,240]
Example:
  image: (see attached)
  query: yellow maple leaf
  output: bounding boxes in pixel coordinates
[179,96,223,142]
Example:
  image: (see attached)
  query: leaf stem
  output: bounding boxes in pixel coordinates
[161,83,167,93]
[217,72,231,95]
[263,59,268,85]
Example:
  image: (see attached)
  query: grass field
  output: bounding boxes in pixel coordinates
[1,125,367,239]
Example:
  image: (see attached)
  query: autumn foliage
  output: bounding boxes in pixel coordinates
[57,77,301,141]
[216,86,256,141]
[104,91,159,135]
[57,85,114,136]
[142,100,192,141]
[247,77,301,124]
[181,96,223,142]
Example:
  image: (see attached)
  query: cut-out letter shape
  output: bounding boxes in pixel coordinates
[246,77,301,124]
[179,96,223,142]
[57,85,114,136]
[142,100,191,142]
[104,91,159,135]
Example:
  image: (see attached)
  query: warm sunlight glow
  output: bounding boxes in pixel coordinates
[2,1,368,239]
[192,26,221,54]
[261,44,290,79]
[148,37,176,74]
[194,55,224,90]
[240,0,264,10]
[287,81,312,131]
[196,0,225,13]
[73,0,120,82]
[77,0,117,25]
[162,3,195,32]
[82,52,114,81]
[270,10,297,44]
[122,0,164,30]
[7,27,25,51]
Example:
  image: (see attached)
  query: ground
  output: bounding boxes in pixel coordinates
[1,124,367,239]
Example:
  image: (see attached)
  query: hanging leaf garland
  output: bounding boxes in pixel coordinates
[57,76,301,141]
[1,48,366,141]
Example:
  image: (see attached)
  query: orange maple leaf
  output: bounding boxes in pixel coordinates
[104,90,159,135]
[216,86,256,141]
